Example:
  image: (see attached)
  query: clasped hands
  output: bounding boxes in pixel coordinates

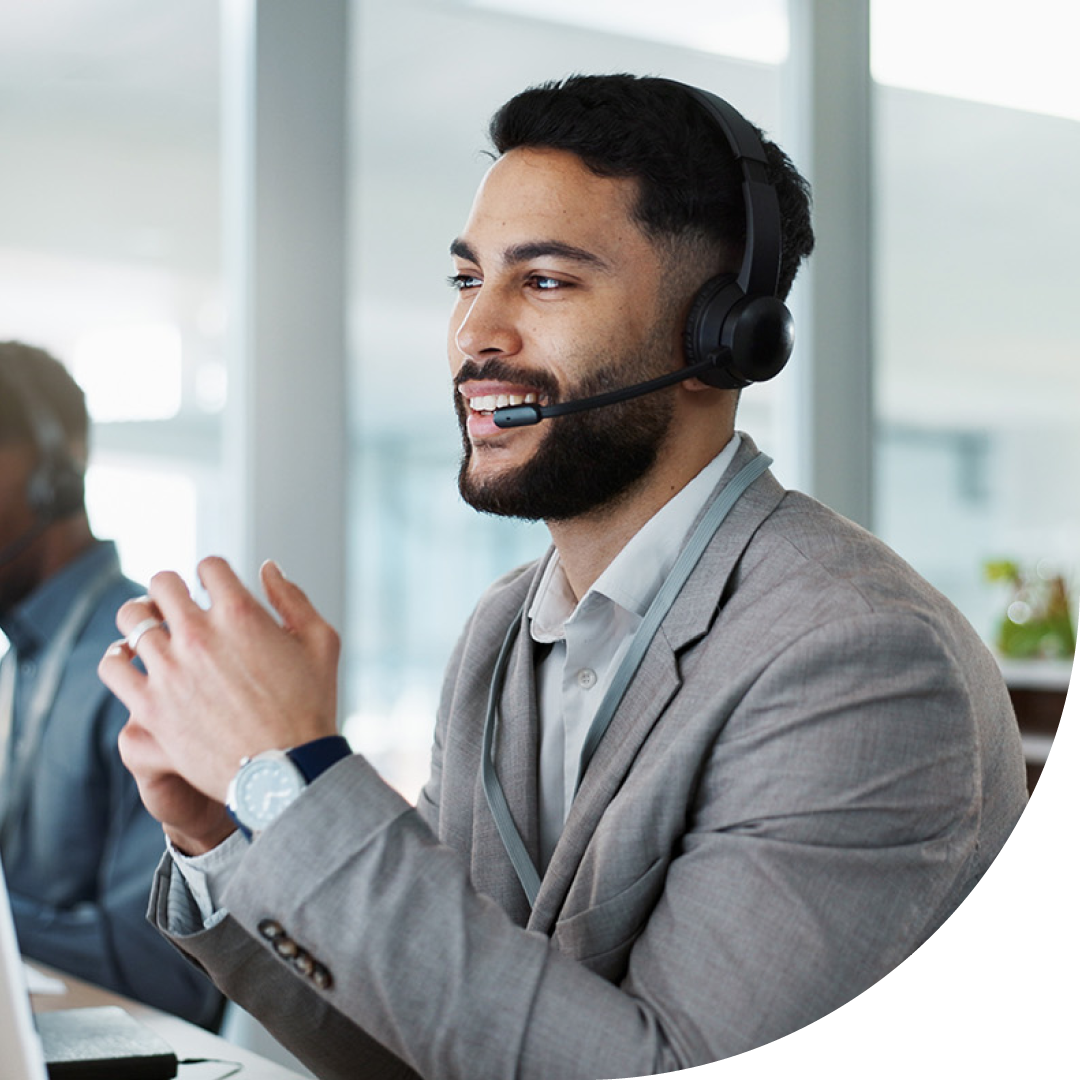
[98,557,340,854]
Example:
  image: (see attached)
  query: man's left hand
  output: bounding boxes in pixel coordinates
[99,557,341,804]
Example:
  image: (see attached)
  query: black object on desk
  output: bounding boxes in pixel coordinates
[35,1005,178,1079]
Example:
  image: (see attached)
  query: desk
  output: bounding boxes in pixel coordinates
[29,963,306,1080]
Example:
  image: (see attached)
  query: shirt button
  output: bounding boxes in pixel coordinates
[576,668,597,690]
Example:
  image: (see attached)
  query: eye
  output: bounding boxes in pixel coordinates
[447,273,482,291]
[527,275,565,291]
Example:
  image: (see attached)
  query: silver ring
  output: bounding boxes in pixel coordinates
[126,617,166,654]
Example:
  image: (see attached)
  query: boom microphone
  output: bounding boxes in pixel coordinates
[492,358,717,428]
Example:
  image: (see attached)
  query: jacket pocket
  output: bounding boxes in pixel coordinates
[553,856,667,977]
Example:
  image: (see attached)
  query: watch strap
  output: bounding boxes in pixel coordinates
[286,735,352,783]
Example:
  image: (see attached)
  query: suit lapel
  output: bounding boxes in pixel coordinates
[469,569,545,926]
[528,440,786,933]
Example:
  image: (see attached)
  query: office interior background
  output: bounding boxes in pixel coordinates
[0,0,1076,810]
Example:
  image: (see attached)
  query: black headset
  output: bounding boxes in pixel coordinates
[1,361,85,525]
[672,82,795,389]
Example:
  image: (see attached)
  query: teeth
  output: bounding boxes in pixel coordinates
[468,391,539,412]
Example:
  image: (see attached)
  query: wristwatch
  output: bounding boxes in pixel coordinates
[226,735,352,840]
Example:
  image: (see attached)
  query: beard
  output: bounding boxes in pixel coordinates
[454,330,677,523]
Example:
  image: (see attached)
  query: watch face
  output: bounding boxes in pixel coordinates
[234,755,305,831]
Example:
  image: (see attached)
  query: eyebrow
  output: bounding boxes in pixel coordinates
[449,238,611,272]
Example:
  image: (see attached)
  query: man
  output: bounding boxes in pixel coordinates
[0,341,222,1028]
[99,76,1027,1077]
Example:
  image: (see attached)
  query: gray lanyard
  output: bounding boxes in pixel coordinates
[0,560,122,845]
[482,451,772,907]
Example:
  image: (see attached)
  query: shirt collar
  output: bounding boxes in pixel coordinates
[0,541,121,656]
[529,435,741,643]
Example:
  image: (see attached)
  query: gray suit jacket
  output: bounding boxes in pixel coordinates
[151,437,1028,1078]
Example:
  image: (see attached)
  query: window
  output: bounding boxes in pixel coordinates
[0,1,224,590]
[346,0,790,796]
[871,0,1079,651]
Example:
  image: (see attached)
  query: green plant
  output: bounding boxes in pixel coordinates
[984,559,1076,660]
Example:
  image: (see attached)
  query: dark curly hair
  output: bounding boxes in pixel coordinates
[489,74,814,300]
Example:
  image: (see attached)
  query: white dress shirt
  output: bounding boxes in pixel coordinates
[529,435,739,869]
[172,435,741,926]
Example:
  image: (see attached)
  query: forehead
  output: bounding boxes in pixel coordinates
[456,147,655,266]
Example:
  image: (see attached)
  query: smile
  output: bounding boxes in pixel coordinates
[467,391,540,413]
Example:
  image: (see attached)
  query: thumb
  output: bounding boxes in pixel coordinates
[260,559,318,634]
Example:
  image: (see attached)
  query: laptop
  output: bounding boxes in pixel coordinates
[0,855,177,1079]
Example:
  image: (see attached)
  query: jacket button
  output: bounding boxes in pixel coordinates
[274,937,300,959]
[312,963,333,990]
[258,919,285,940]
[295,951,315,977]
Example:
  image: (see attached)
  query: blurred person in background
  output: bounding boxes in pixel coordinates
[0,340,221,1028]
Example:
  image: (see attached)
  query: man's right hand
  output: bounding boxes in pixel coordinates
[117,714,236,855]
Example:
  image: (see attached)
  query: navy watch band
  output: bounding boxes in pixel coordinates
[286,735,352,783]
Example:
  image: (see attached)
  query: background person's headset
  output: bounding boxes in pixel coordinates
[492,80,795,429]
[0,362,85,567]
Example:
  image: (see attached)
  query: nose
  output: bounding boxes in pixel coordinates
[451,283,522,363]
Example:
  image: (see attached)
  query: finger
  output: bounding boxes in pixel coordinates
[196,556,271,629]
[260,560,317,634]
[115,594,162,635]
[147,569,203,627]
[196,555,248,601]
[115,597,170,666]
[98,640,150,705]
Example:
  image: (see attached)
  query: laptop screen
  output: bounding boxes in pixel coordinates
[0,854,49,1080]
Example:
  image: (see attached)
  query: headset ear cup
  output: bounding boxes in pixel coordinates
[26,456,85,522]
[724,295,795,384]
[683,274,794,388]
[683,274,744,388]
[50,464,86,520]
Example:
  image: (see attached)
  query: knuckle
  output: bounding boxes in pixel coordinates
[116,722,136,764]
[168,616,210,658]
[313,622,341,660]
[116,597,145,625]
[216,591,259,626]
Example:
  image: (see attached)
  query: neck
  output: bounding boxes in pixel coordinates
[28,514,97,587]
[0,514,96,617]
[548,417,734,600]
[40,514,96,578]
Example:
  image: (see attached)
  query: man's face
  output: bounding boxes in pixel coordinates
[0,444,42,612]
[448,147,683,521]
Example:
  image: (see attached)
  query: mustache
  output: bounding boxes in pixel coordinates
[453,358,560,401]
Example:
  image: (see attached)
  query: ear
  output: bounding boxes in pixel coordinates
[682,376,718,393]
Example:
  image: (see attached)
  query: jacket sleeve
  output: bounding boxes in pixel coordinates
[149,610,1016,1078]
